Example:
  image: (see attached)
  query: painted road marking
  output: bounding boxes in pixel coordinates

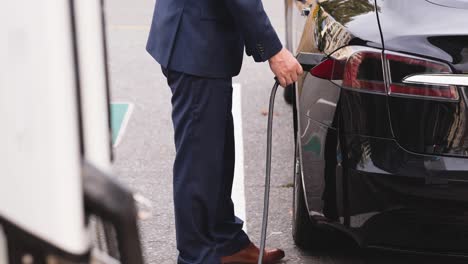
[111,102,134,147]
[232,83,247,233]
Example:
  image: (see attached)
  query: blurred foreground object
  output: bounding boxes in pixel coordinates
[0,1,144,263]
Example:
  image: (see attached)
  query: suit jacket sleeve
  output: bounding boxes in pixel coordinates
[224,0,283,62]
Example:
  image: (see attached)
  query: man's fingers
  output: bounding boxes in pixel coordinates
[296,63,303,75]
[278,76,287,87]
[268,48,304,87]
[291,72,298,83]
[284,76,293,87]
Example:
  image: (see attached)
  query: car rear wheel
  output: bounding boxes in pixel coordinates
[293,141,337,250]
[292,142,316,248]
[292,138,355,250]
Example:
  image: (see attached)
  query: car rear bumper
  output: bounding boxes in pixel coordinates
[339,134,468,255]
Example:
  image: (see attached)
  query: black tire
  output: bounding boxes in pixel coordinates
[292,139,355,250]
[291,80,313,247]
[292,143,316,248]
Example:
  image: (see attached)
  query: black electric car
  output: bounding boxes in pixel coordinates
[287,0,468,257]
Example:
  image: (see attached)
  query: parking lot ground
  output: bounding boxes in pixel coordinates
[106,0,463,263]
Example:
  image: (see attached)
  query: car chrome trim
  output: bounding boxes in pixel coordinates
[403,74,468,87]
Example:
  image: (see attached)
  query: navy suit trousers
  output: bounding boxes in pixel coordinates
[162,67,250,264]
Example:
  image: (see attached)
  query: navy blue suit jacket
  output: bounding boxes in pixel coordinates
[146,0,283,78]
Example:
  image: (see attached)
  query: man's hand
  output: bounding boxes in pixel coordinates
[268,48,303,88]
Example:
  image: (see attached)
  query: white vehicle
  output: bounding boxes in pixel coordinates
[0,1,143,263]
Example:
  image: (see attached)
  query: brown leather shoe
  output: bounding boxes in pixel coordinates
[221,242,285,264]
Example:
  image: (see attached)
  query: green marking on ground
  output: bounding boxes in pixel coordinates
[111,103,130,145]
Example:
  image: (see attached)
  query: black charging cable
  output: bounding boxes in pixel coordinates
[258,79,280,264]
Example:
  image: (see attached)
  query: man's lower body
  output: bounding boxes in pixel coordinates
[163,67,250,263]
[162,67,285,264]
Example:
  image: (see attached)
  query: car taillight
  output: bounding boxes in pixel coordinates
[309,58,336,80]
[310,47,386,93]
[310,47,459,101]
[385,53,459,101]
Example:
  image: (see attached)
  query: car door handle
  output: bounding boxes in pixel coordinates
[403,74,468,86]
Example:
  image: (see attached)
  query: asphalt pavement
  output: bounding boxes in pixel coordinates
[106,0,462,263]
